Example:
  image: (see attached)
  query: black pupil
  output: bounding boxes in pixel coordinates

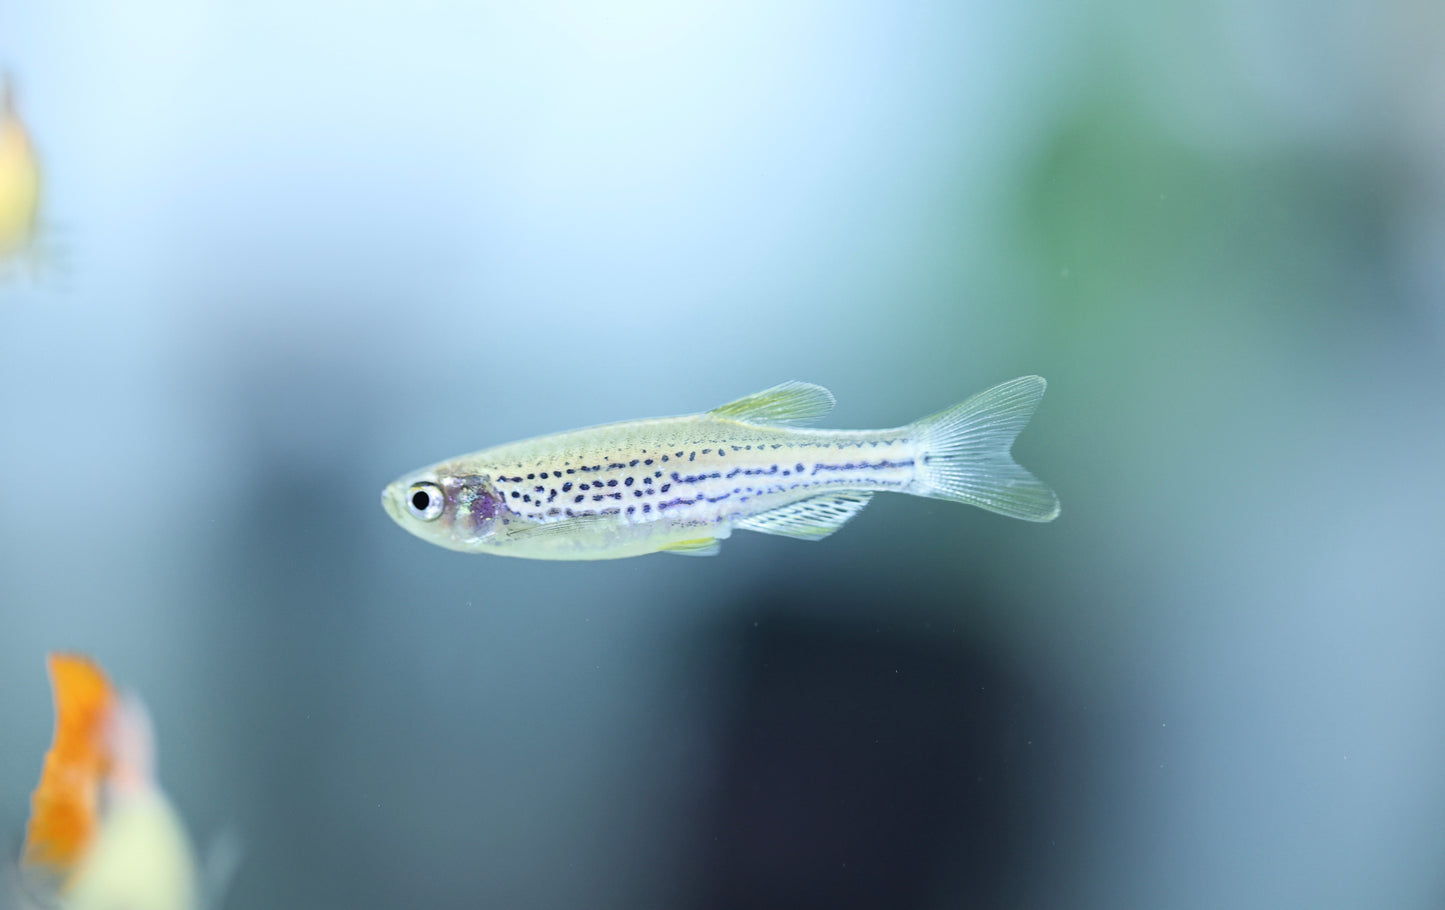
[411,489,432,512]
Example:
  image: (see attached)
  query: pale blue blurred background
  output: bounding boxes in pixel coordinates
[2,2,1444,908]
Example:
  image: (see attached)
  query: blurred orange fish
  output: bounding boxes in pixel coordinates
[17,654,205,910]
[21,656,114,877]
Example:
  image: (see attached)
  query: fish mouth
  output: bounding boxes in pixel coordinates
[380,484,404,524]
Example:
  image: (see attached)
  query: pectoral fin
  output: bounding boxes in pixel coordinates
[658,537,722,556]
[708,381,835,425]
[507,514,613,539]
[736,492,874,540]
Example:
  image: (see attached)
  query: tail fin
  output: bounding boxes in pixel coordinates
[909,375,1060,522]
[21,654,116,880]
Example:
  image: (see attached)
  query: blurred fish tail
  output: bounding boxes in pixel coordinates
[908,375,1060,522]
[200,828,244,910]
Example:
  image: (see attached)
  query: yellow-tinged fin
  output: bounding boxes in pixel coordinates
[736,491,874,540]
[658,537,722,556]
[909,375,1060,522]
[708,381,835,425]
[21,654,117,881]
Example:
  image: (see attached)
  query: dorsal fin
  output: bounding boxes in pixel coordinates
[708,381,835,425]
[22,654,116,881]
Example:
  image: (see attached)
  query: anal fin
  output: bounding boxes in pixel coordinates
[658,537,722,557]
[736,492,874,540]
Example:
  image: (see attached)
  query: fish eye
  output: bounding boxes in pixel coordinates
[406,482,445,521]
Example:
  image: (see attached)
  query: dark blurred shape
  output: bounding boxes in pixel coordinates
[195,349,391,910]
[685,589,1057,910]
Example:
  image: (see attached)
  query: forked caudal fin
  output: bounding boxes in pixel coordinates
[909,376,1060,522]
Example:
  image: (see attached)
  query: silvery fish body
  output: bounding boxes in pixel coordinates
[381,376,1059,560]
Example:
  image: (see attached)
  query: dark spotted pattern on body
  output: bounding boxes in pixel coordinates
[481,434,916,534]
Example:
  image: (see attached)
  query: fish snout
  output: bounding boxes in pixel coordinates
[380,484,403,523]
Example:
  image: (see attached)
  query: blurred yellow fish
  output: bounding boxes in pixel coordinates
[17,655,202,910]
[383,375,1059,560]
[0,74,42,272]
